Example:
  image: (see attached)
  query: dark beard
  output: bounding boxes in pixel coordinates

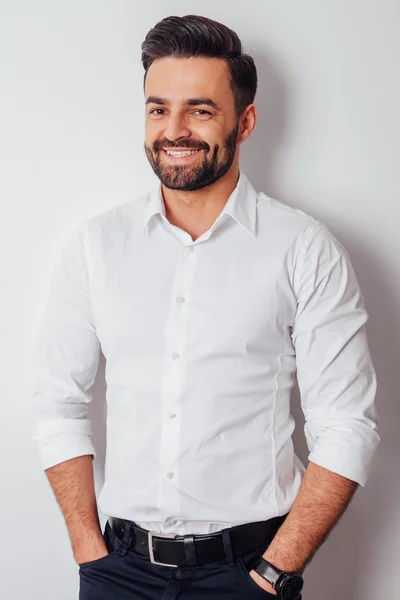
[144,122,239,191]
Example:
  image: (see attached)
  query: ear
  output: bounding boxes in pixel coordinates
[238,104,257,143]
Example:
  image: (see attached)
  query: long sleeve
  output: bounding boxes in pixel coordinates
[31,220,101,470]
[291,222,380,486]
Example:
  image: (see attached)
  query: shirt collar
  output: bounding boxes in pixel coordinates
[142,169,257,237]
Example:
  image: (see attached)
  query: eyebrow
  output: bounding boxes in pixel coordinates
[146,96,220,111]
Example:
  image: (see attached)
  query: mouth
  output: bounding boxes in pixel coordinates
[162,148,202,162]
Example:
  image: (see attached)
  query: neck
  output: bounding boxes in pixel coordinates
[161,166,240,241]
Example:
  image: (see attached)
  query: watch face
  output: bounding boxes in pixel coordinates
[280,575,304,600]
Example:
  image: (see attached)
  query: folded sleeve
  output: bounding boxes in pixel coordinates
[31,220,101,470]
[291,222,380,486]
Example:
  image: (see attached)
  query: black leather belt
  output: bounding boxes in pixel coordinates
[109,514,287,567]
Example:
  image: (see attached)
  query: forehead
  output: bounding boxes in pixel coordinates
[145,57,233,105]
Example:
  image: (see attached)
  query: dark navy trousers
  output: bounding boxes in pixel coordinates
[79,520,303,599]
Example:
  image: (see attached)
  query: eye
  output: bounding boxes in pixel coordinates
[148,108,212,117]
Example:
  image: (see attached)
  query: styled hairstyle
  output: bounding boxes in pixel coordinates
[141,15,257,118]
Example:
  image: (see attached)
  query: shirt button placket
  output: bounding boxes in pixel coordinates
[158,241,198,527]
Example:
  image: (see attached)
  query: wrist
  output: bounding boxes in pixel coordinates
[261,548,305,574]
[73,535,108,565]
[70,527,104,556]
[252,556,304,600]
[249,569,277,595]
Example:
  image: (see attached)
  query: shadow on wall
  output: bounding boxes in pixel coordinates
[88,47,399,600]
[242,47,399,600]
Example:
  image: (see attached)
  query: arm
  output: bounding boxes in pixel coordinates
[252,223,380,594]
[262,461,358,573]
[46,455,108,564]
[31,221,105,564]
[251,462,358,594]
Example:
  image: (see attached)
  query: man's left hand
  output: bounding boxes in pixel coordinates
[249,568,277,595]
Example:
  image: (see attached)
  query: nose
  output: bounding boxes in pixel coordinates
[164,113,191,142]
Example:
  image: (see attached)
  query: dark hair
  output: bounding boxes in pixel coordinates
[141,15,257,118]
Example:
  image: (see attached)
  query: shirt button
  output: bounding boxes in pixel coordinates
[166,471,174,479]
[172,353,180,361]
[188,246,195,253]
[168,411,176,419]
[177,296,186,304]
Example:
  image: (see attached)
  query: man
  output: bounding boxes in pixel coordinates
[32,14,380,600]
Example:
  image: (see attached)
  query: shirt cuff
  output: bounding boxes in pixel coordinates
[306,422,381,486]
[35,432,97,470]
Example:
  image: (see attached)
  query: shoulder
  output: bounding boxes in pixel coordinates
[257,192,317,229]
[256,191,325,249]
[85,192,151,234]
[66,192,153,256]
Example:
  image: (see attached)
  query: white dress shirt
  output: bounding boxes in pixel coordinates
[31,170,380,535]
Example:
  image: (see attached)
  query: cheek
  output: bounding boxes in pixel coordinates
[145,121,161,143]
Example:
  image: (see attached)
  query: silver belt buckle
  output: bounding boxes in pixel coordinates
[148,531,179,567]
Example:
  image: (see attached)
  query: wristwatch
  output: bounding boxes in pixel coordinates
[252,556,304,600]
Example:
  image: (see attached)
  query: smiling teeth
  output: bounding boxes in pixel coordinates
[166,150,200,157]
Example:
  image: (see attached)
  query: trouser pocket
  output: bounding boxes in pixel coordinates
[234,544,278,597]
[78,520,121,569]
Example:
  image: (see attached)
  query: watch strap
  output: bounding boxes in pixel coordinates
[252,557,304,600]
[252,556,281,587]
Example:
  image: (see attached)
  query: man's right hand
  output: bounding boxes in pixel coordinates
[74,538,109,566]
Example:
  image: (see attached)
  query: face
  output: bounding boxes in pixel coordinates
[144,57,242,191]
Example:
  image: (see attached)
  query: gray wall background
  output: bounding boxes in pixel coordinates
[0,1,398,598]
